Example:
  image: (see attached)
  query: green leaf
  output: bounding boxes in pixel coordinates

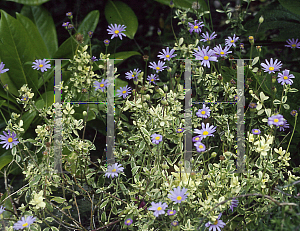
[29,174,41,187]
[77,10,100,45]
[0,10,38,96]
[6,0,50,5]
[20,6,58,58]
[273,99,281,105]
[62,205,72,210]
[131,166,140,175]
[128,136,140,141]
[99,199,109,209]
[53,36,79,59]
[113,51,141,65]
[105,1,138,39]
[278,0,300,16]
[0,153,13,171]
[16,13,49,59]
[35,91,55,109]
[51,197,66,203]
[244,3,300,42]
[22,110,37,131]
[140,127,150,137]
[154,0,208,16]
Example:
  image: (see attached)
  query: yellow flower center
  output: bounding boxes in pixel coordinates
[126,220,131,224]
[22,223,29,227]
[156,67,160,70]
[274,119,279,123]
[115,30,119,34]
[220,51,224,55]
[157,206,162,211]
[155,136,160,140]
[100,84,104,87]
[203,56,209,60]
[269,67,274,71]
[199,145,203,149]
[194,26,199,29]
[283,76,288,80]
[170,211,173,214]
[203,131,209,135]
[132,74,134,77]
[177,196,182,200]
[292,44,296,47]
[8,137,13,143]
[231,40,234,43]
[214,220,218,225]
[201,111,205,114]
[178,129,182,132]
[112,168,116,172]
[39,64,43,68]
[166,55,170,58]
[249,36,253,40]
[151,79,154,81]
[195,137,199,141]
[255,130,258,133]
[23,97,27,101]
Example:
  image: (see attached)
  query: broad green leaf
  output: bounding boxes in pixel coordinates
[154,0,208,16]
[6,0,50,5]
[244,3,300,41]
[22,110,37,131]
[20,6,58,58]
[0,10,38,96]
[105,1,138,39]
[16,13,49,59]
[35,91,55,109]
[53,36,79,59]
[278,0,300,16]
[0,153,13,171]
[113,51,141,65]
[77,10,100,45]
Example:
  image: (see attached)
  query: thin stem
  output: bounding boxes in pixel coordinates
[286,113,297,153]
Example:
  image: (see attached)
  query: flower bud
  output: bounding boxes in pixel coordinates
[211,152,217,157]
[162,161,169,169]
[259,15,264,24]
[3,84,8,91]
[161,98,168,105]
[163,84,168,92]
[272,75,277,83]
[169,0,174,8]
[144,94,150,101]
[219,155,225,161]
[249,90,253,94]
[83,111,87,116]
[143,55,149,61]
[157,28,161,36]
[272,86,277,93]
[190,157,195,164]
[249,36,254,45]
[178,160,183,167]
[167,67,172,72]
[256,46,262,52]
